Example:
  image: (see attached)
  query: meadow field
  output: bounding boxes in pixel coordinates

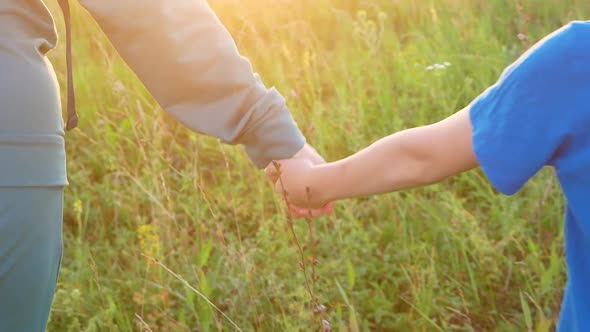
[45,0,589,331]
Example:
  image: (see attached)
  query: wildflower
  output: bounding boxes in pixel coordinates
[137,224,161,259]
[314,304,327,314]
[426,62,451,71]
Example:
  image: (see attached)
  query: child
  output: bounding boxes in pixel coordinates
[266,21,590,331]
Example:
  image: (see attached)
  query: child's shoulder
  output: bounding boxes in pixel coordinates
[545,21,590,54]
[524,21,588,53]
[559,20,590,43]
[566,20,590,32]
[500,21,589,85]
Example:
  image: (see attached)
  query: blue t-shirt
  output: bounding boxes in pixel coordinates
[469,21,590,331]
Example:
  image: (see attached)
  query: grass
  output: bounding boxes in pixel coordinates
[44,0,589,330]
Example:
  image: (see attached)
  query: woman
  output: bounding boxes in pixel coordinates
[0,1,327,330]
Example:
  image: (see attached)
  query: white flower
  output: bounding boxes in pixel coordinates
[426,61,451,71]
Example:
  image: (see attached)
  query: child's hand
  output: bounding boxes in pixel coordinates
[265,158,330,210]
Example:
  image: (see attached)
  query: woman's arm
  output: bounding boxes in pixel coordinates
[267,108,479,208]
[78,0,306,168]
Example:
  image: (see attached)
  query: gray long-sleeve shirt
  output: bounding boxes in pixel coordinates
[0,0,305,186]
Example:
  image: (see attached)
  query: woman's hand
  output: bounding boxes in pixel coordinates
[265,157,330,210]
[265,144,334,217]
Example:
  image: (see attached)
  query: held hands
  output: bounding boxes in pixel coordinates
[265,144,333,218]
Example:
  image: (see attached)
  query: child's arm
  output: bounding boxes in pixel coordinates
[266,108,479,208]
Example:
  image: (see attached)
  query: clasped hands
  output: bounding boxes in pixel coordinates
[264,143,333,219]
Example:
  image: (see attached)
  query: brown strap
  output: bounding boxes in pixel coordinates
[57,0,78,131]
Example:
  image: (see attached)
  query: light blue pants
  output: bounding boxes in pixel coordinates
[0,187,64,331]
[1,4,68,331]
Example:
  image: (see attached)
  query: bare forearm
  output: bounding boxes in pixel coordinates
[310,128,436,203]
[308,109,478,205]
[273,108,477,208]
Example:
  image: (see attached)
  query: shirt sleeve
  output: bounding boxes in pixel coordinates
[77,0,305,168]
[469,22,585,195]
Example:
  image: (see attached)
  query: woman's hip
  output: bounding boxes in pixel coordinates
[0,49,64,134]
[0,47,68,186]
